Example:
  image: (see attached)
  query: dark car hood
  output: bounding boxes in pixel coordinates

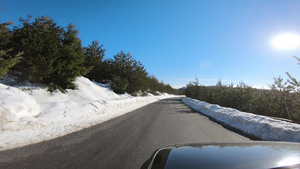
[142,142,300,169]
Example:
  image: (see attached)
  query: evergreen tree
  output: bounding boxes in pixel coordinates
[48,24,89,91]
[110,75,129,94]
[146,75,161,94]
[287,56,300,91]
[286,56,300,120]
[84,40,105,60]
[12,16,63,83]
[84,40,107,82]
[126,59,148,94]
[235,81,254,111]
[0,50,22,79]
[269,76,292,119]
[11,16,88,92]
[109,51,148,94]
[0,21,22,79]
[109,51,130,93]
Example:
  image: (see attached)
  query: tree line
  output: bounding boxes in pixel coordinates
[185,69,300,122]
[0,15,177,95]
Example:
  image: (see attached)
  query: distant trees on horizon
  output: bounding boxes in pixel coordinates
[185,73,300,122]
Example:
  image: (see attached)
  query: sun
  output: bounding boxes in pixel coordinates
[271,33,300,50]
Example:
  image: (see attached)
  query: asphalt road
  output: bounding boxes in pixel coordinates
[0,98,249,169]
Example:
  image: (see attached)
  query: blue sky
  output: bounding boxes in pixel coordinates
[1,0,300,88]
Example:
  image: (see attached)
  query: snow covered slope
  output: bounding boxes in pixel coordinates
[182,97,300,142]
[0,76,176,151]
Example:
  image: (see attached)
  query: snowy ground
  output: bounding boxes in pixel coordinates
[0,76,177,151]
[182,97,300,142]
[2,77,299,152]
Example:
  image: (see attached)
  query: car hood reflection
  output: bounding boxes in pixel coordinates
[147,142,300,169]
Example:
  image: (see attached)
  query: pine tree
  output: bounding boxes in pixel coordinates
[287,56,300,92]
[12,16,63,83]
[286,56,300,120]
[48,24,89,91]
[84,40,105,60]
[109,51,131,94]
[126,59,148,94]
[11,16,89,92]
[110,75,129,94]
[84,40,106,82]
[109,51,148,94]
[0,50,22,79]
[146,75,160,94]
[0,21,22,79]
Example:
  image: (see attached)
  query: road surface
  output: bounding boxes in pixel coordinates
[0,98,249,169]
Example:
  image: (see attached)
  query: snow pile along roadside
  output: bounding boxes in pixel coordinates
[0,84,41,124]
[0,76,177,151]
[182,97,300,142]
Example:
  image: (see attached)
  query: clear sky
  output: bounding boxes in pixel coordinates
[1,0,300,88]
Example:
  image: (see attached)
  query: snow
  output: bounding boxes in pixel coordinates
[1,76,299,151]
[182,97,300,142]
[0,76,177,151]
[0,84,41,122]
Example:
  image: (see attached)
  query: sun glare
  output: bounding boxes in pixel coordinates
[277,156,300,167]
[271,33,300,50]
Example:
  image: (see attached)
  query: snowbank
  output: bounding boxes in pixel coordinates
[0,76,176,151]
[182,97,300,142]
[0,84,40,123]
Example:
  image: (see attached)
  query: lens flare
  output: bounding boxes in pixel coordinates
[271,33,300,50]
[277,156,300,167]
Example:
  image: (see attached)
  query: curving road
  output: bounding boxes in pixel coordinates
[0,98,249,169]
